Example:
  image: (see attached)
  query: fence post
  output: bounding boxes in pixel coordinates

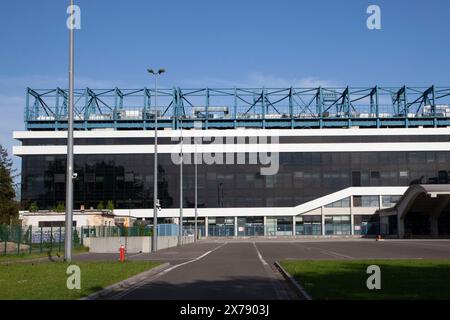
[58,226,62,252]
[29,226,32,254]
[17,226,22,255]
[50,225,53,252]
[4,226,8,255]
[40,227,43,253]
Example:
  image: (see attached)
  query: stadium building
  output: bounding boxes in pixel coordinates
[13,86,450,238]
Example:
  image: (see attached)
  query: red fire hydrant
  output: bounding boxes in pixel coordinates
[119,245,126,262]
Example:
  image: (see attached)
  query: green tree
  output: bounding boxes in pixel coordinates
[0,145,19,224]
[54,202,65,213]
[29,202,39,212]
[97,201,104,210]
[106,200,114,211]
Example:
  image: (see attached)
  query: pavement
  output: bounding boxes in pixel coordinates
[74,238,450,300]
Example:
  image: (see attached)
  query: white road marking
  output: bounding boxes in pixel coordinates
[253,242,269,266]
[389,241,450,249]
[318,249,354,259]
[111,242,228,300]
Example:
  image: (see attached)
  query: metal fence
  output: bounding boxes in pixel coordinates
[81,225,205,238]
[81,225,152,238]
[0,225,84,256]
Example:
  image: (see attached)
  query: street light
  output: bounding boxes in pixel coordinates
[64,0,75,262]
[147,68,165,252]
[194,121,200,241]
[178,117,183,246]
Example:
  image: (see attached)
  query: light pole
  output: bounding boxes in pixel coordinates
[147,68,165,252]
[178,118,183,246]
[126,198,131,252]
[65,0,75,262]
[194,122,200,241]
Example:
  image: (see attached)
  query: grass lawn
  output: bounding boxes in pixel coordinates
[281,259,450,300]
[0,260,162,300]
[0,246,89,262]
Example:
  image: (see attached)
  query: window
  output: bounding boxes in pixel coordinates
[38,221,76,227]
[382,195,401,208]
[54,174,65,183]
[325,197,350,208]
[354,214,380,235]
[324,215,351,235]
[296,215,322,235]
[353,195,379,207]
[20,151,450,211]
[352,171,361,186]
[371,171,380,179]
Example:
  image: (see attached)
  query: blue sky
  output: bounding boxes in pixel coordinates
[1,0,450,174]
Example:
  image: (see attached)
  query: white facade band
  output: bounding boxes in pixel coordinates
[12,142,450,156]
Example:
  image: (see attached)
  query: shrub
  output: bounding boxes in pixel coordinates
[29,202,39,212]
[106,200,114,211]
[97,201,104,210]
[55,202,65,212]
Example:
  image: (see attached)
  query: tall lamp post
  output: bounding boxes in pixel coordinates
[65,0,75,262]
[178,118,183,246]
[194,122,200,241]
[147,68,165,252]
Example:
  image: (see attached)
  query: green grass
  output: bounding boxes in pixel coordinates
[0,246,89,261]
[0,260,162,300]
[281,259,450,300]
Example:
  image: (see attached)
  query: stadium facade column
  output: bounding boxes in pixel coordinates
[292,216,295,236]
[205,217,209,237]
[234,216,238,237]
[263,216,267,236]
[350,197,355,236]
[321,206,325,236]
[430,217,439,238]
[397,214,405,239]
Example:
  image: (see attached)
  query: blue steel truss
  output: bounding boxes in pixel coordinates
[24,86,450,130]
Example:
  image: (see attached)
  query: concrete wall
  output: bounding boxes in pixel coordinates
[88,236,194,253]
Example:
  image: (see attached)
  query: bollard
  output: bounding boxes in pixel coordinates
[119,244,126,262]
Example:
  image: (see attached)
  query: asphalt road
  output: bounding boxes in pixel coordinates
[74,239,450,300]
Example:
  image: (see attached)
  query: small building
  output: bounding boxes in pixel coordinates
[20,209,117,228]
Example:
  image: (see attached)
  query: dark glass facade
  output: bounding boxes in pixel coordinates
[21,151,450,210]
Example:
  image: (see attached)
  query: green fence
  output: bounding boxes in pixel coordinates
[81,225,153,238]
[0,225,84,256]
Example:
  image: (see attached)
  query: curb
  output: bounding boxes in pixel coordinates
[274,261,312,300]
[81,262,171,300]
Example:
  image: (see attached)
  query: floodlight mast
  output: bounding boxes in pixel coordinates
[64,0,75,262]
[147,68,165,252]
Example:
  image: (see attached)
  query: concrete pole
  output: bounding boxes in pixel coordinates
[263,216,267,236]
[350,196,354,236]
[178,121,183,246]
[292,216,296,237]
[194,124,198,241]
[64,0,75,262]
[152,75,158,252]
[321,206,325,236]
